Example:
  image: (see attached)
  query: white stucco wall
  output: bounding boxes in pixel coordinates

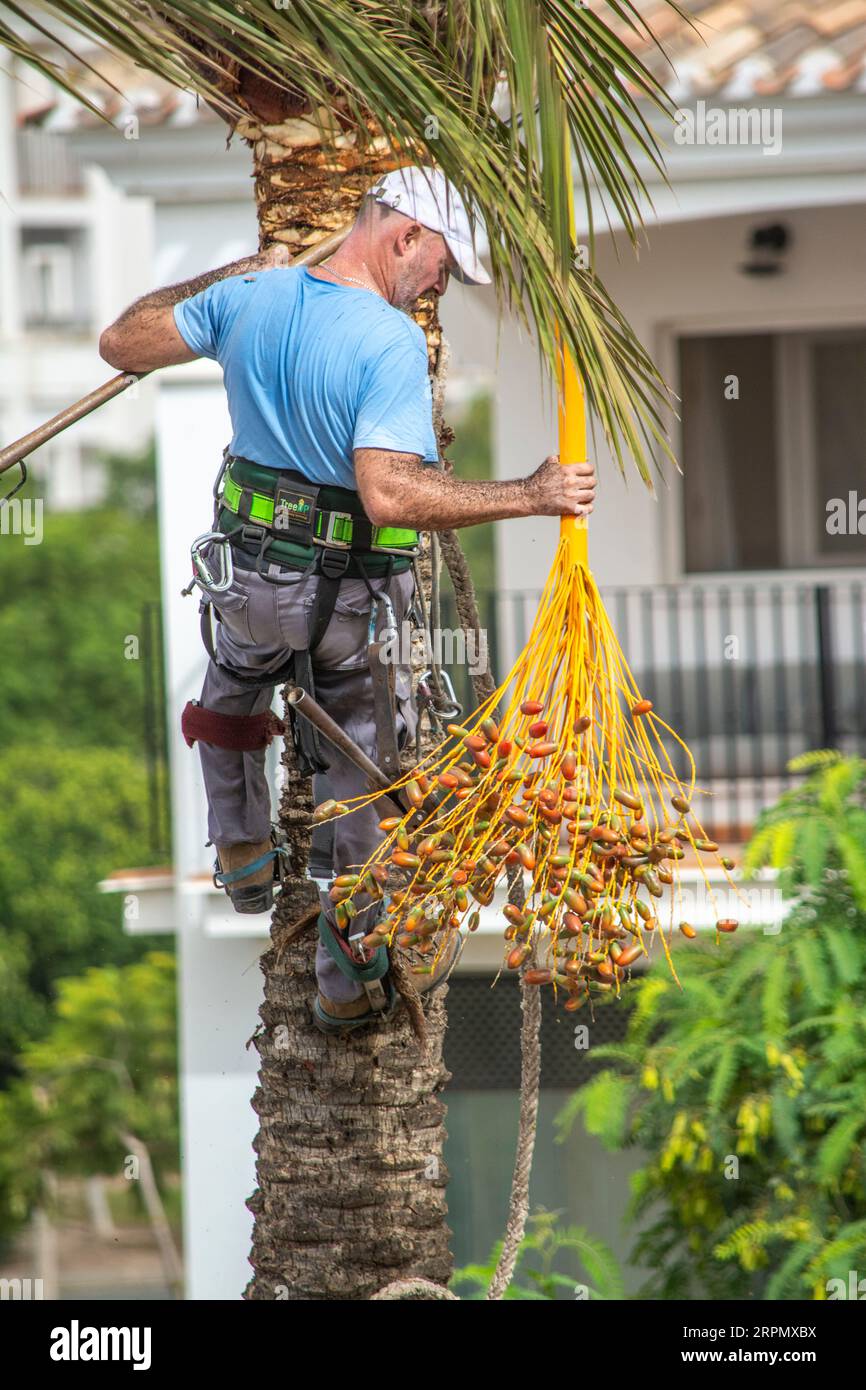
[441,198,866,600]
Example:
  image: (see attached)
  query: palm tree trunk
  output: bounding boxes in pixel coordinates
[238,113,455,1299]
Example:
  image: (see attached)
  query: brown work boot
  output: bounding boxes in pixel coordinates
[215,838,276,914]
[315,991,372,1020]
[312,930,464,1036]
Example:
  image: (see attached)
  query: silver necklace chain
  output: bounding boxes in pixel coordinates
[319,259,382,296]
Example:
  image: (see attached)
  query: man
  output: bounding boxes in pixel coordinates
[100,165,597,1033]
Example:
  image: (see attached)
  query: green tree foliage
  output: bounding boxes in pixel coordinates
[0,473,161,753]
[557,754,866,1301]
[0,450,167,1065]
[0,742,157,1065]
[0,952,178,1240]
[452,1209,625,1301]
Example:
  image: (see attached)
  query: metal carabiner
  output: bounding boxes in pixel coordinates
[434,668,463,722]
[0,459,27,504]
[182,531,235,597]
[368,589,398,648]
[417,667,463,724]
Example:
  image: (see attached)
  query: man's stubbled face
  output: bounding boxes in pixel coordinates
[392,228,455,311]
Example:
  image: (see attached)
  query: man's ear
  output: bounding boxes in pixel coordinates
[393,219,425,259]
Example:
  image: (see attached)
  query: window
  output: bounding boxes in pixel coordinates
[20,228,88,329]
[679,328,866,572]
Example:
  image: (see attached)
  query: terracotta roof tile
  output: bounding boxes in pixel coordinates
[15,1,866,132]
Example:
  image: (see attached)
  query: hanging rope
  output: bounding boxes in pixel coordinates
[439,526,542,1303]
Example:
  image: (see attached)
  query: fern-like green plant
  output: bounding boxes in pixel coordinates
[452,1209,626,1300]
[744,751,866,909]
[557,755,866,1300]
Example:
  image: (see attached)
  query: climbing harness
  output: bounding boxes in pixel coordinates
[181,449,421,777]
[182,450,468,919]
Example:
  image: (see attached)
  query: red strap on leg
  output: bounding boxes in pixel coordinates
[181,701,286,751]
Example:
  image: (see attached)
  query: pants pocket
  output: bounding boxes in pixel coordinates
[197,543,256,646]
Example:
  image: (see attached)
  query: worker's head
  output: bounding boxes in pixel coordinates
[353,166,491,311]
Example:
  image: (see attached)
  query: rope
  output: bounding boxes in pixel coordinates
[371,1278,458,1300]
[439,530,543,1302]
[486,925,542,1300]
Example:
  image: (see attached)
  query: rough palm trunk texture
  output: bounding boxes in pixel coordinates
[241,119,455,1299]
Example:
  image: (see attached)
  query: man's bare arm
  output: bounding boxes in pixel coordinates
[354,449,597,530]
[99,244,290,373]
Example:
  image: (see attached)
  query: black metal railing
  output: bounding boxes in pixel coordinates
[440,577,866,839]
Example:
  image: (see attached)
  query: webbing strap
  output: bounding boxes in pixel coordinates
[317,911,390,984]
[181,699,286,750]
[214,847,283,886]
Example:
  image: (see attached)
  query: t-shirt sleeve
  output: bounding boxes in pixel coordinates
[353,325,439,462]
[173,278,237,361]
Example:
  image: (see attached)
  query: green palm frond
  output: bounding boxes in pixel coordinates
[0,0,687,483]
[820,925,861,986]
[787,749,843,774]
[836,831,866,909]
[795,819,832,885]
[769,1086,800,1157]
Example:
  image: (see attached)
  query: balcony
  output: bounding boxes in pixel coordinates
[441,576,866,839]
[16,128,84,195]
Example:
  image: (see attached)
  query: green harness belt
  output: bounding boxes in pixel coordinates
[217,454,418,578]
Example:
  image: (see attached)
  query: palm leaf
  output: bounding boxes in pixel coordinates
[820,925,861,987]
[1,0,685,483]
[556,1069,633,1148]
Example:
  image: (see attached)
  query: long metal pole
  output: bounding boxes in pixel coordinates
[286,687,409,816]
[0,224,351,477]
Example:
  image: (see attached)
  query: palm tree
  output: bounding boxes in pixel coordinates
[4,0,679,1298]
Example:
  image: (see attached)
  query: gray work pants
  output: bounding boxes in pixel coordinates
[194,550,417,1002]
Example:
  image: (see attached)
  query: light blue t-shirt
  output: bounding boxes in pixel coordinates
[173,266,439,488]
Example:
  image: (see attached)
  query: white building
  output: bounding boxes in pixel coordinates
[0,71,153,508]
[5,3,866,1298]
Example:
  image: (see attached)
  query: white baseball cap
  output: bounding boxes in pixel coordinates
[368,165,491,286]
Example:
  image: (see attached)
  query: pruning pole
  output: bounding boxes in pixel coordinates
[0,223,352,487]
[557,127,589,569]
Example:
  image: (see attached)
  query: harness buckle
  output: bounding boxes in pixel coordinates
[318,547,352,580]
[314,510,354,549]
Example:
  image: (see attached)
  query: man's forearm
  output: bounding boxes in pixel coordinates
[375,462,531,530]
[100,247,288,371]
[356,450,596,530]
[108,251,270,333]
